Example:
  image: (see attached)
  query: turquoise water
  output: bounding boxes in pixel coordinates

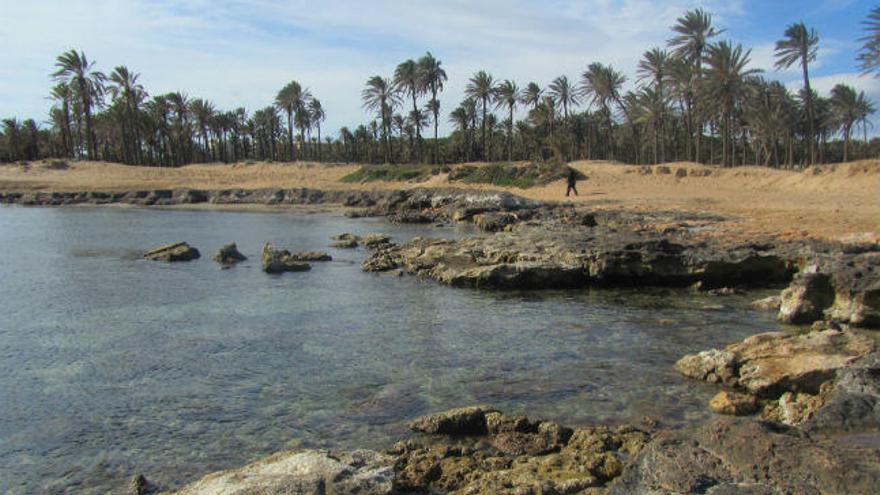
[0,206,780,493]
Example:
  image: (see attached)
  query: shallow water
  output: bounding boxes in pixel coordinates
[0,206,781,494]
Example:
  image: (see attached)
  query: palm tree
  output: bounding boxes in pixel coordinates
[107,66,146,164]
[858,6,880,77]
[494,80,520,161]
[465,70,496,160]
[668,9,723,162]
[417,52,447,163]
[548,76,579,118]
[52,50,105,160]
[48,83,73,158]
[276,81,309,161]
[394,59,424,161]
[190,98,216,161]
[775,22,819,164]
[309,99,325,161]
[637,48,671,162]
[521,82,543,110]
[362,76,399,163]
[581,62,626,159]
[702,41,761,166]
[854,91,876,157]
[828,84,862,162]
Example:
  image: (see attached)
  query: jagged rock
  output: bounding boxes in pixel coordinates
[761,381,834,426]
[394,410,652,494]
[261,243,312,274]
[168,449,394,495]
[750,295,781,311]
[677,330,875,398]
[330,233,360,248]
[607,417,880,495]
[212,243,247,265]
[778,271,835,324]
[472,212,519,232]
[407,406,496,435]
[363,233,392,248]
[675,349,738,386]
[802,352,880,433]
[144,242,200,262]
[709,391,758,416]
[288,251,332,262]
[361,247,399,272]
[129,474,153,495]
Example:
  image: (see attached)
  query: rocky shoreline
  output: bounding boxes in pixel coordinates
[4,186,880,494]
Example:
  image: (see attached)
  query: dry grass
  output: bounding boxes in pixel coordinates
[1,159,877,241]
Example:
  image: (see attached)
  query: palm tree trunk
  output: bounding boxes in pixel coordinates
[802,56,815,165]
[481,98,488,161]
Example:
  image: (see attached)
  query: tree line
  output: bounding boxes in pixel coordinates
[2,7,880,167]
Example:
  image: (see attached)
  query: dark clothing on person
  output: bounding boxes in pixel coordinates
[566,168,579,197]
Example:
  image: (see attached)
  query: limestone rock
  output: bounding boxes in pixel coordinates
[261,243,312,274]
[407,406,496,435]
[778,271,834,324]
[607,417,880,495]
[750,295,781,311]
[330,233,360,249]
[168,449,394,495]
[677,330,874,398]
[212,243,247,265]
[709,391,758,416]
[288,251,332,262]
[362,233,392,248]
[144,242,200,262]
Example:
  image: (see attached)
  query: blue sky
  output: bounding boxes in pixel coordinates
[0,0,876,136]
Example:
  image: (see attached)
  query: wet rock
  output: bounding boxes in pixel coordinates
[472,212,519,232]
[129,474,154,495]
[675,349,738,386]
[778,271,835,324]
[144,242,200,262]
[677,330,875,397]
[361,247,399,272]
[261,243,312,274]
[212,243,247,265]
[750,295,781,311]
[761,381,833,426]
[330,233,360,248]
[407,406,496,435]
[169,449,394,495]
[288,251,332,262]
[709,391,758,416]
[802,352,880,433]
[363,233,392,248]
[607,417,880,495]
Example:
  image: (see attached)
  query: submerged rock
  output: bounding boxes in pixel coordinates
[330,233,360,248]
[212,243,247,265]
[261,243,312,274]
[169,449,394,495]
[144,242,200,262]
[288,251,332,262]
[751,295,782,311]
[709,390,758,416]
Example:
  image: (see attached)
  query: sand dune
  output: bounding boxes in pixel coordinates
[1,159,877,241]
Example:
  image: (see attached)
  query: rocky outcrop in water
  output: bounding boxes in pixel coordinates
[260,243,311,274]
[212,243,247,265]
[288,251,332,262]
[362,225,793,291]
[144,242,200,262]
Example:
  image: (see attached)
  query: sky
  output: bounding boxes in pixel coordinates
[0,0,876,137]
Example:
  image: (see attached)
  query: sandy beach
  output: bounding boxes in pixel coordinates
[1,159,877,241]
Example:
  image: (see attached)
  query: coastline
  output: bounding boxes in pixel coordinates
[2,161,879,493]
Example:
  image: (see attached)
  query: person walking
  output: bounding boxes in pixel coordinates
[565,167,579,197]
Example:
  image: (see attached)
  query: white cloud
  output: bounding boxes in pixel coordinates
[1,0,845,138]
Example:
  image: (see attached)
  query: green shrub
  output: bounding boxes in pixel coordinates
[447,161,577,189]
[340,164,434,183]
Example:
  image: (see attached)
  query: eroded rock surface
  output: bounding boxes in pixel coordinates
[166,449,394,495]
[212,243,247,265]
[144,242,200,262]
[607,417,880,495]
[261,243,312,274]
